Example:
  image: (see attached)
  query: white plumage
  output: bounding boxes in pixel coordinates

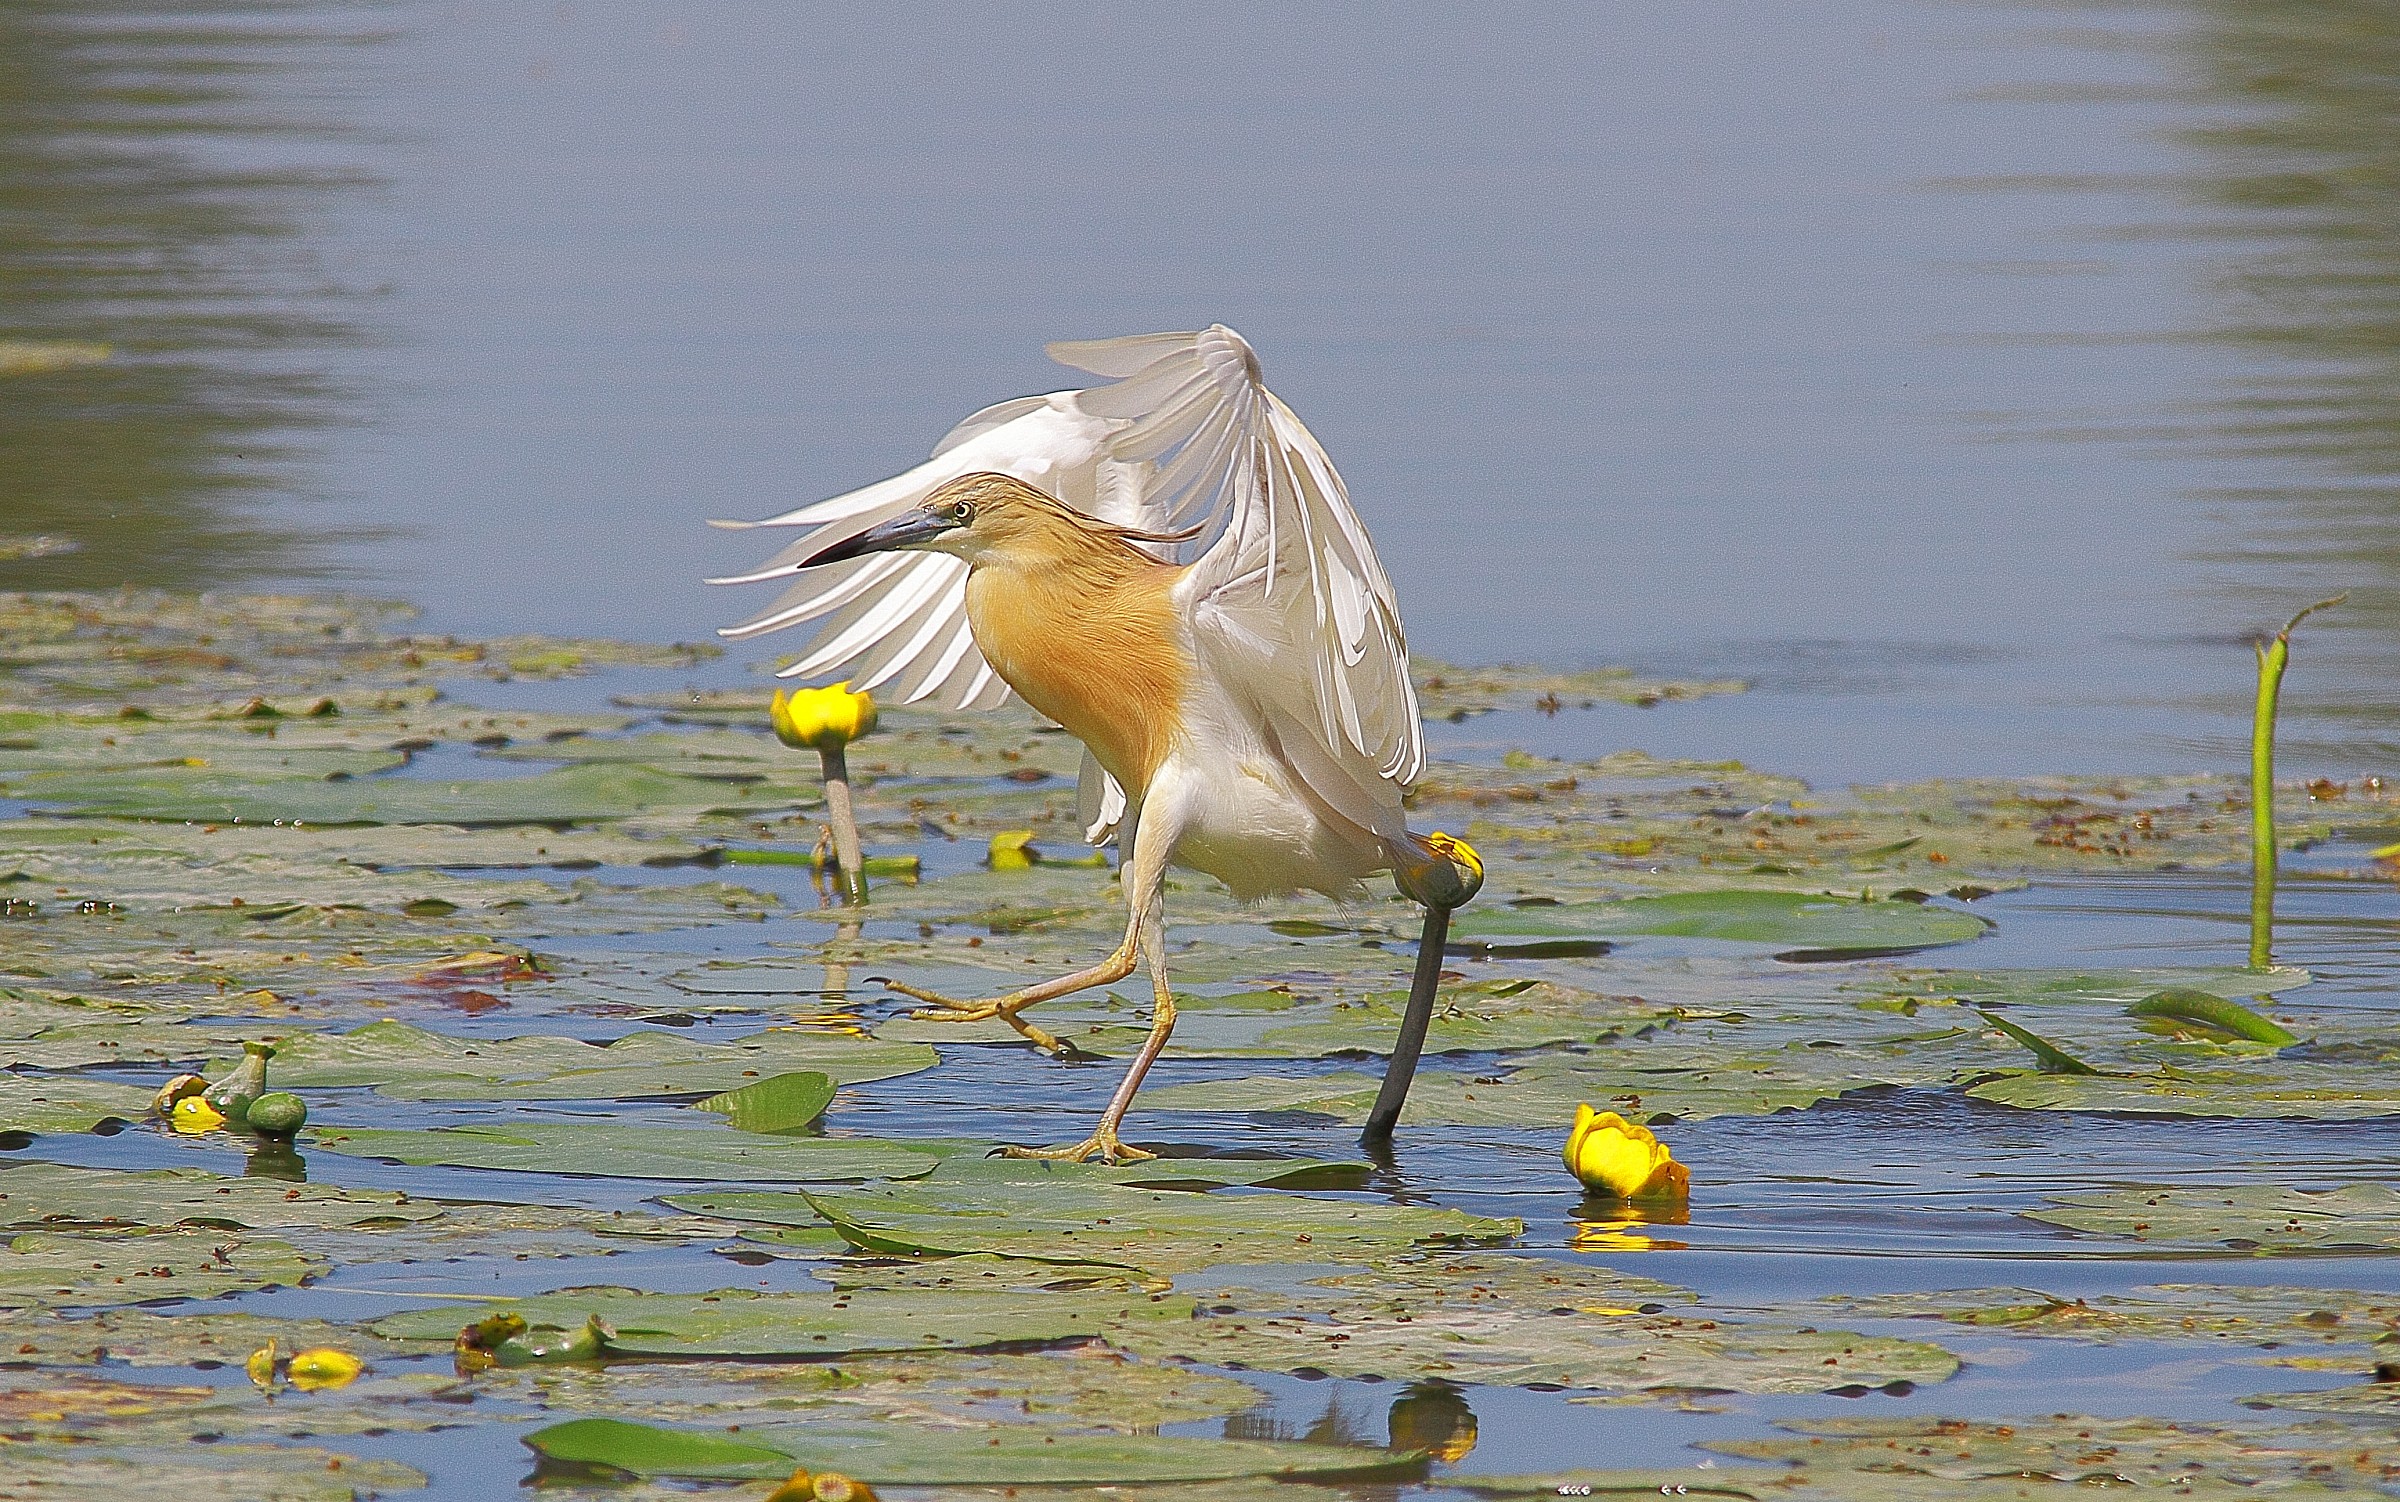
[714,325,1423,855]
[713,326,1438,1161]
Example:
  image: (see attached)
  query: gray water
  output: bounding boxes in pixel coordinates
[5,0,2398,784]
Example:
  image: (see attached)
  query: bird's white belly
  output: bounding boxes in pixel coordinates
[1153,744,1386,902]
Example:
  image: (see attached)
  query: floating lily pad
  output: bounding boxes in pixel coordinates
[306,1122,941,1183]
[524,1415,1424,1485]
[20,761,792,827]
[695,1071,834,1133]
[1111,1253,1953,1395]
[375,1281,1191,1358]
[0,1079,160,1135]
[1447,891,1989,960]
[676,1178,1518,1274]
[1822,1283,2400,1346]
[0,1230,322,1308]
[0,1163,442,1231]
[0,1443,424,1501]
[1967,1063,2400,1119]
[2026,1184,2400,1252]
[222,1019,935,1099]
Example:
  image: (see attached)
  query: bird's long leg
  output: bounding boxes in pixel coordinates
[1001,885,1171,1164]
[886,900,1143,1054]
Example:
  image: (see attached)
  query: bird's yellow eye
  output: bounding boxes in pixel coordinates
[950,499,975,525]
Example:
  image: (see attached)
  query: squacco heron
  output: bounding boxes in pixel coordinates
[714,326,1477,1162]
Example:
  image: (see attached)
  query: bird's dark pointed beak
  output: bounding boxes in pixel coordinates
[802,506,958,568]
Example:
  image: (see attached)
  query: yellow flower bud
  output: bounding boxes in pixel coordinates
[770,683,878,750]
[170,1095,226,1134]
[988,829,1037,871]
[286,1347,364,1391]
[246,1339,278,1392]
[1564,1104,1688,1201]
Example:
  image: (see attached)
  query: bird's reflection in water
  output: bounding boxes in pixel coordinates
[1570,1197,1691,1253]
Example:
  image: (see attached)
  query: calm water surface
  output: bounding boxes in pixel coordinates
[5,0,2399,783]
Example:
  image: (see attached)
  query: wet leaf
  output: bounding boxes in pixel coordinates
[1967,1063,2400,1120]
[0,1162,441,1231]
[0,1230,322,1308]
[677,1178,1519,1274]
[1445,889,1988,960]
[695,1071,834,1133]
[2027,1184,2400,1252]
[0,1443,423,1501]
[306,1122,942,1182]
[224,1019,935,1098]
[1824,1283,2400,1347]
[19,761,792,827]
[0,1079,160,1135]
[1975,1010,2102,1074]
[525,1415,1424,1485]
[375,1282,1193,1358]
[1111,1253,1953,1395]
[2128,988,2300,1046]
[524,1416,794,1479]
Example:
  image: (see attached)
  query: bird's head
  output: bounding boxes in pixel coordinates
[801,473,1193,572]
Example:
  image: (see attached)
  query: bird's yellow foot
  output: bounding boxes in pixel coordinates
[998,1128,1156,1164]
[888,983,1070,1054]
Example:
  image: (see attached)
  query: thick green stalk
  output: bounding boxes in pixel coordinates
[2248,594,2344,971]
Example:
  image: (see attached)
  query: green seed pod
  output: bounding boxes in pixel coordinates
[203,1040,274,1123]
[244,1091,308,1136]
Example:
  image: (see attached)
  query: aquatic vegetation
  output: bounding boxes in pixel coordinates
[772,683,877,901]
[1563,1104,1689,1200]
[0,590,2393,1492]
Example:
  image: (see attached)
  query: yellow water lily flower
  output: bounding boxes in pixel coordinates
[1564,1104,1689,1201]
[286,1348,364,1391]
[1394,829,1484,908]
[770,683,878,750]
[767,1466,879,1502]
[246,1339,278,1393]
[169,1095,226,1135]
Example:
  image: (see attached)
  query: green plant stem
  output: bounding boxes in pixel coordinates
[1361,900,1451,1145]
[819,743,867,905]
[2249,593,2345,971]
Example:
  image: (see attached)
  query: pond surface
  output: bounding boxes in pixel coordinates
[2,4,2398,1498]
[4,0,2400,781]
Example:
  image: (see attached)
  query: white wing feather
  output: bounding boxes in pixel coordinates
[713,325,1422,849]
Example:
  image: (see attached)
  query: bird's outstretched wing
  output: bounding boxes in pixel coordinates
[713,326,1423,843]
[1056,327,1426,840]
[709,394,1156,710]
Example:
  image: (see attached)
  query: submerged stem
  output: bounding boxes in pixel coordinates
[2248,593,2344,971]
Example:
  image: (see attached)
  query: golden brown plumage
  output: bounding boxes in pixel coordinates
[937,475,1191,797]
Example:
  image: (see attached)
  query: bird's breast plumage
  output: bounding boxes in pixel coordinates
[964,556,1189,798]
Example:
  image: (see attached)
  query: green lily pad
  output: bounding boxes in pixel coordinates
[2026,1184,2400,1252]
[695,1070,835,1132]
[0,1230,322,1308]
[1822,1283,2400,1346]
[1967,1063,2400,1119]
[219,1019,935,1099]
[305,1122,942,1183]
[523,1417,793,1479]
[0,1079,160,1135]
[524,1415,1424,1485]
[674,1178,1519,1274]
[375,1281,1192,1358]
[1446,890,1989,960]
[1110,1253,1954,1395]
[19,761,792,827]
[0,1163,442,1231]
[1463,1412,2393,1498]
[0,1443,424,1501]
[1144,1024,1997,1126]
